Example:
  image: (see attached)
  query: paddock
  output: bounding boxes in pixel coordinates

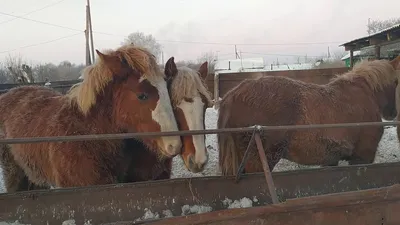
[0,67,400,224]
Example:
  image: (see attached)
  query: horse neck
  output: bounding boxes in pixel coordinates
[329,77,390,108]
[79,94,121,134]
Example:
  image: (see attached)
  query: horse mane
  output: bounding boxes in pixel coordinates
[67,44,161,115]
[170,66,213,107]
[330,59,398,91]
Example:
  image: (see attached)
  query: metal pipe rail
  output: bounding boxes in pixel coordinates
[0,121,398,144]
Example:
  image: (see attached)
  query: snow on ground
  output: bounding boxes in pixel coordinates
[0,109,399,192]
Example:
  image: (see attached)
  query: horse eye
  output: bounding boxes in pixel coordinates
[137,93,148,101]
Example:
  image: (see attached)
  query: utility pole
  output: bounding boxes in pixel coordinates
[85,7,91,66]
[87,0,95,63]
[235,45,239,59]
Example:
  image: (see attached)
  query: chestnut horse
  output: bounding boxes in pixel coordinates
[0,44,182,189]
[121,57,213,182]
[0,57,213,192]
[218,57,400,176]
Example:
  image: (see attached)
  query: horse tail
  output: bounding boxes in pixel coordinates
[0,142,24,192]
[217,99,239,176]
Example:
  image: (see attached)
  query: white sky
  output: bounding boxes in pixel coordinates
[0,0,399,65]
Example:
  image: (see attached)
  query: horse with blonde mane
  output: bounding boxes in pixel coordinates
[219,56,400,176]
[0,44,182,190]
[121,57,213,182]
[0,56,213,192]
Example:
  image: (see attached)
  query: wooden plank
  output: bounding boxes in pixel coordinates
[146,184,400,225]
[1,162,400,224]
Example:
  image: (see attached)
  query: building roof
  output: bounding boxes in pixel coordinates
[340,23,400,51]
[341,50,362,60]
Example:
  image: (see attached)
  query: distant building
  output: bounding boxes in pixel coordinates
[264,63,314,71]
[214,57,319,73]
[214,58,265,73]
[340,23,400,67]
[340,50,365,67]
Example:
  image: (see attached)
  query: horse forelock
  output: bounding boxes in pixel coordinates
[67,45,163,115]
[118,44,162,80]
[170,66,213,107]
[331,59,397,92]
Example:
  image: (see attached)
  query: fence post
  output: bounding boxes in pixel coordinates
[235,129,256,183]
[254,129,279,204]
[213,72,220,109]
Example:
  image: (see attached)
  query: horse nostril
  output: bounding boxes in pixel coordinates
[167,144,179,157]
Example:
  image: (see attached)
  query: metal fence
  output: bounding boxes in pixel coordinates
[1,120,399,205]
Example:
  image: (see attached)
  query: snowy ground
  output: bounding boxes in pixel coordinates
[0,108,399,192]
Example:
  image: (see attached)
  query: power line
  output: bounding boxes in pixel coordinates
[155,39,345,46]
[0,11,81,32]
[0,10,346,47]
[0,0,67,26]
[0,32,82,54]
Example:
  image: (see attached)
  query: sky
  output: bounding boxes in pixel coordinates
[0,0,399,66]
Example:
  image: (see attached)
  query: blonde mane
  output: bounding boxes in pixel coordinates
[330,59,398,91]
[67,45,161,115]
[170,66,213,107]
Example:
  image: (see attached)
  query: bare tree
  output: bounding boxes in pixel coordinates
[196,51,217,73]
[0,62,13,84]
[121,32,162,62]
[367,18,400,35]
[4,54,32,83]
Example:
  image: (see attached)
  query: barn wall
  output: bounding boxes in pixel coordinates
[205,67,350,99]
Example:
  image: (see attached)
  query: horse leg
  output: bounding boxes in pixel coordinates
[347,134,380,165]
[347,148,377,165]
[243,141,286,173]
[0,143,49,192]
[0,143,27,193]
[153,158,172,180]
[319,138,354,167]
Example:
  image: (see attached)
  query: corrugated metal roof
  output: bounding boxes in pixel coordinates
[340,23,400,46]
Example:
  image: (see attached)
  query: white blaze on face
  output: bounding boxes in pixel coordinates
[145,76,182,156]
[178,96,207,165]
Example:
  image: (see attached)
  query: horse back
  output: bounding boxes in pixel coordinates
[220,76,303,128]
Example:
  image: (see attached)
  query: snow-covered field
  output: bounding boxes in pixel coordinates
[0,107,399,193]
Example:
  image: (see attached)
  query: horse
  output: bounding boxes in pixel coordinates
[0,56,213,192]
[0,44,182,189]
[121,57,213,183]
[218,56,400,176]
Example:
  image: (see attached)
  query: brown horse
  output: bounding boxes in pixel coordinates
[218,57,400,176]
[121,57,213,183]
[0,57,213,192]
[0,44,182,189]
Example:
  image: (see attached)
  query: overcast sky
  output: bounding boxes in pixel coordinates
[0,0,399,65]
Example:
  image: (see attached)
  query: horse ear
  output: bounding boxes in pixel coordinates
[198,61,208,80]
[390,55,400,69]
[165,57,178,79]
[96,50,123,75]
